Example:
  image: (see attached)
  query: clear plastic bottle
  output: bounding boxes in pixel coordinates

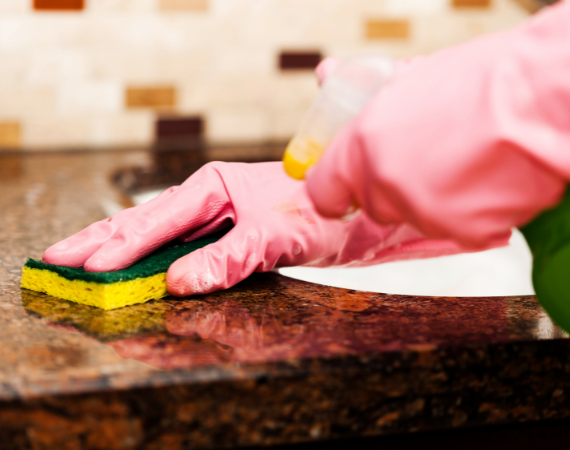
[283,55,395,180]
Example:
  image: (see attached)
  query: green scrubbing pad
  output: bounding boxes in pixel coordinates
[21,233,224,310]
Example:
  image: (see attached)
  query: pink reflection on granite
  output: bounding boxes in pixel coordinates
[108,292,510,370]
[165,302,309,364]
[35,273,520,371]
[110,334,234,369]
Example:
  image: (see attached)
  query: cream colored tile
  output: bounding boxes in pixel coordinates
[0,87,55,117]
[9,16,92,52]
[383,0,449,15]
[207,108,270,143]
[159,0,209,11]
[23,50,90,85]
[0,17,32,52]
[0,54,28,86]
[89,112,154,147]
[90,49,159,84]
[0,0,28,14]
[180,74,272,112]
[24,117,91,148]
[267,107,307,141]
[24,114,152,149]
[268,76,319,111]
[56,82,122,115]
[86,0,155,13]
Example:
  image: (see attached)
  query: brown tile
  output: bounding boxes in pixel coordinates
[366,20,410,40]
[452,0,493,8]
[125,86,177,109]
[33,0,84,10]
[159,0,209,11]
[278,51,323,71]
[0,122,21,149]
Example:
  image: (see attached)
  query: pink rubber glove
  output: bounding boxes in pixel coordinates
[308,2,570,250]
[42,162,480,297]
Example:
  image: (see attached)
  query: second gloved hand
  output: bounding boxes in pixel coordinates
[307,2,570,250]
[42,162,475,296]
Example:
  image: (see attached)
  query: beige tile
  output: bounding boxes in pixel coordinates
[125,86,177,109]
[56,82,122,115]
[24,117,91,148]
[25,113,153,149]
[0,0,28,13]
[0,87,55,117]
[89,113,154,147]
[383,0,448,15]
[0,122,21,149]
[23,50,90,85]
[90,50,159,84]
[159,0,209,11]
[0,17,34,53]
[86,0,155,13]
[366,19,411,39]
[452,0,492,8]
[267,76,319,111]
[267,107,307,141]
[207,108,269,143]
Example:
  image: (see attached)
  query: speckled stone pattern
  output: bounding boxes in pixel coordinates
[1,151,570,450]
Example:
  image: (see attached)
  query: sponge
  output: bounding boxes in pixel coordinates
[21,234,223,310]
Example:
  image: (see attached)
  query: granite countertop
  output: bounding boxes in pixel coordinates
[1,150,570,449]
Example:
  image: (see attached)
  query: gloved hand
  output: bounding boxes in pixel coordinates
[42,162,477,297]
[307,2,570,250]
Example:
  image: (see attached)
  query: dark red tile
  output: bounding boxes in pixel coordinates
[34,0,85,10]
[279,51,323,71]
[155,116,204,140]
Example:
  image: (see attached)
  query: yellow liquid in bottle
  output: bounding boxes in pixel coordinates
[282,138,324,180]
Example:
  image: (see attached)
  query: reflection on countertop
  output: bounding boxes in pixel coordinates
[21,274,568,372]
[2,150,570,449]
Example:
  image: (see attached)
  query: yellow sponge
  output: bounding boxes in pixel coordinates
[21,234,222,310]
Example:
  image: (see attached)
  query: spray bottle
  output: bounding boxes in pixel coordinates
[282,55,394,180]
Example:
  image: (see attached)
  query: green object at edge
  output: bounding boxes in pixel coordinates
[520,186,570,334]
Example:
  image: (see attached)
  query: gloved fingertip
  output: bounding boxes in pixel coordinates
[83,258,115,273]
[83,249,130,273]
[315,57,340,86]
[42,240,83,268]
[166,255,221,297]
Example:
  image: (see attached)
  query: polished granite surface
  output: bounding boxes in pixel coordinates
[1,151,570,449]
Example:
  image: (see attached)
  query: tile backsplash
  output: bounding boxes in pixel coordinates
[0,0,535,150]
